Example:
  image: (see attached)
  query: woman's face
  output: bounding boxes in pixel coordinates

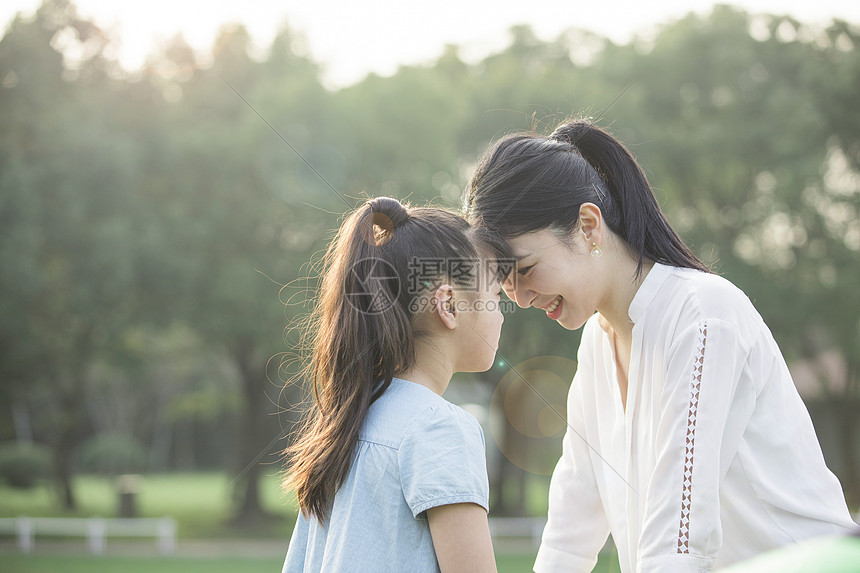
[503,229,604,331]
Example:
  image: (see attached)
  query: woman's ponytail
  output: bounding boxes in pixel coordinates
[468,119,709,276]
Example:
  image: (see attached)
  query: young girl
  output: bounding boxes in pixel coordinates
[464,120,856,572]
[282,197,504,573]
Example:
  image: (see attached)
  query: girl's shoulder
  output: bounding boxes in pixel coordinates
[361,379,482,449]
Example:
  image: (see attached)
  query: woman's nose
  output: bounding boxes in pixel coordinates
[502,278,532,309]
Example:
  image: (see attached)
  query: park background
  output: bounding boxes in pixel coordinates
[0,0,858,571]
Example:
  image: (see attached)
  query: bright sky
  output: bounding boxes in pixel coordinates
[2,0,858,88]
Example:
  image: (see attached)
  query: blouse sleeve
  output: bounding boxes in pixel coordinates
[534,331,611,573]
[637,318,752,573]
[398,403,490,519]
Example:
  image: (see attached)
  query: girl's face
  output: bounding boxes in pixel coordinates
[503,229,604,331]
[458,276,505,372]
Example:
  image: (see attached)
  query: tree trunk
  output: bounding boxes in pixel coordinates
[229,341,274,525]
[234,466,263,522]
[53,376,88,510]
[489,437,506,514]
[836,368,860,510]
[51,324,95,511]
[490,417,528,516]
[55,436,77,510]
[837,401,859,510]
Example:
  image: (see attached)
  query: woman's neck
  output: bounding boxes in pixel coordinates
[598,251,654,341]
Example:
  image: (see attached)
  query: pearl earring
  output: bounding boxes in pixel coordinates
[591,242,603,258]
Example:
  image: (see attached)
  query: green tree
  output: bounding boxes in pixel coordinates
[154,23,335,523]
[0,0,170,508]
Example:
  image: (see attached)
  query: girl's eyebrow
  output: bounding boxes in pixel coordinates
[515,253,532,261]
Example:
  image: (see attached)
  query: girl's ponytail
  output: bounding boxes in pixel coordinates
[283,197,501,523]
[284,198,413,522]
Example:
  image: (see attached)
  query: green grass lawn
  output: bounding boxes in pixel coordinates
[0,555,285,573]
[0,472,613,572]
[0,552,622,573]
[0,471,555,540]
[0,472,298,538]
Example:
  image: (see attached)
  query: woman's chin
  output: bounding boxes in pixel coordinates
[558,314,587,331]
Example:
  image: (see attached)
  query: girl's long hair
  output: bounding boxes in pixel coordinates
[465,119,709,277]
[282,197,505,522]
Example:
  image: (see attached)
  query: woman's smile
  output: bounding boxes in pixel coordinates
[540,295,563,319]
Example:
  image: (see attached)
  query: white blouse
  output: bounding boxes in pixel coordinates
[534,263,856,573]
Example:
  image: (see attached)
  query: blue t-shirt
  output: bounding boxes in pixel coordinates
[282,377,490,573]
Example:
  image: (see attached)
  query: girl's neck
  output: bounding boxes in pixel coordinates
[397,338,454,396]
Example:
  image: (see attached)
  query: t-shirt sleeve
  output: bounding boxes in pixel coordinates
[398,403,490,519]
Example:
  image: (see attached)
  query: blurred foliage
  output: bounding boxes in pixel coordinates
[77,433,147,476]
[0,0,858,519]
[0,442,52,488]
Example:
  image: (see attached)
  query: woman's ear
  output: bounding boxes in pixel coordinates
[433,284,458,330]
[578,202,604,245]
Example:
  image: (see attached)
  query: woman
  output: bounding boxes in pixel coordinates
[464,120,856,572]
[282,197,503,572]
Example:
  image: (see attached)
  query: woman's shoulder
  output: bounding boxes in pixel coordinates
[656,265,766,338]
[666,266,752,310]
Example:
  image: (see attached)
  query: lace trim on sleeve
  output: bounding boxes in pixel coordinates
[677,321,707,554]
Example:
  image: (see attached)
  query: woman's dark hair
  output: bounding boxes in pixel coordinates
[465,119,709,277]
[282,197,505,523]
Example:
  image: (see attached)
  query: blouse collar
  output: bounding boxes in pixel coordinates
[627,261,671,324]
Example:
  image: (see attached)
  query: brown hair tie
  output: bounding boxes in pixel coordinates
[363,197,410,246]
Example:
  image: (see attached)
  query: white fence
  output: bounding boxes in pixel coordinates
[0,517,177,554]
[488,517,546,548]
[488,517,619,557]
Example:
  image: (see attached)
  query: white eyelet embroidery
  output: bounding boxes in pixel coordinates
[678,321,707,554]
